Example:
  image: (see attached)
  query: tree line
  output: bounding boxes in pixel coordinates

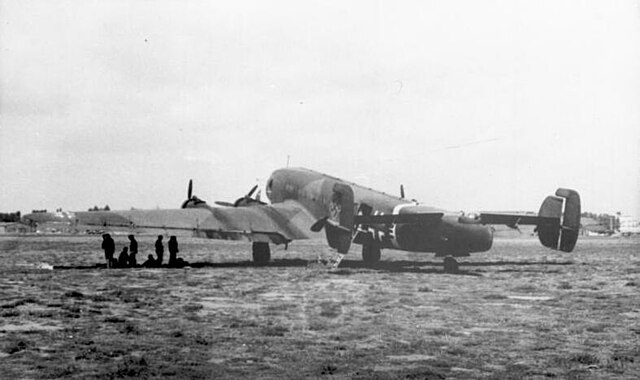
[88,205,111,211]
[0,211,21,222]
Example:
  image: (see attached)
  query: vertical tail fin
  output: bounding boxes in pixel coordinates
[537,188,581,252]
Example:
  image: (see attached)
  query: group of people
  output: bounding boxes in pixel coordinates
[101,234,187,268]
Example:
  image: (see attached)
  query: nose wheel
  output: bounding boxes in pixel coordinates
[252,242,271,265]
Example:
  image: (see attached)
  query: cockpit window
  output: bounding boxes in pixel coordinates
[266,179,274,198]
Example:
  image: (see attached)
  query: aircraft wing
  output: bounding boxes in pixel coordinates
[72,200,321,245]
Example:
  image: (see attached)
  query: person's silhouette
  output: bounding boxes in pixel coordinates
[155,235,164,266]
[142,254,156,268]
[101,234,115,268]
[168,236,179,267]
[128,235,138,267]
[118,247,129,268]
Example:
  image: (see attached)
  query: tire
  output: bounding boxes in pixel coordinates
[443,256,459,274]
[252,242,271,265]
[362,245,381,265]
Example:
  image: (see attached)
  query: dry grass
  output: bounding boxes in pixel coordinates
[0,234,639,379]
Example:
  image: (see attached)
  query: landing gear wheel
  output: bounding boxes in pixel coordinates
[362,245,381,265]
[252,242,271,265]
[443,256,459,274]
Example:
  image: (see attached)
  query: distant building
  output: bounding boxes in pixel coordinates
[619,215,640,236]
[579,217,611,236]
[35,222,76,235]
[0,222,30,234]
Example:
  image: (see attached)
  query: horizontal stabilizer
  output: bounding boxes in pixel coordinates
[478,213,558,227]
[480,188,580,252]
[355,212,443,225]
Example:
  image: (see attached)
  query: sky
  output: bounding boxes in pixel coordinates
[1,0,639,217]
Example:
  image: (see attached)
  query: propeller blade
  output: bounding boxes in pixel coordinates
[400,184,405,199]
[310,217,329,232]
[187,179,193,199]
[310,217,351,234]
[246,184,259,198]
[214,201,235,207]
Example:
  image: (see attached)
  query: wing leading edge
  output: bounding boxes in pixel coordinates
[72,200,321,245]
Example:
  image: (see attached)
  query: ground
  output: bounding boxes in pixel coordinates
[0,235,639,379]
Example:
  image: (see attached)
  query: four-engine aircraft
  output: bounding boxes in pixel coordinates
[22,167,581,272]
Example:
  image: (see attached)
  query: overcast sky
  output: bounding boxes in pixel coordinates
[1,0,639,217]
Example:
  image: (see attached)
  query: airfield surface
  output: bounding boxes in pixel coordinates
[0,235,639,379]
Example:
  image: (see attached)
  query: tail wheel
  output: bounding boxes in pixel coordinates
[443,256,459,274]
[252,242,271,265]
[362,244,381,265]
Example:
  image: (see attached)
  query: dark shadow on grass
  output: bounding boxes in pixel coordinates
[448,260,574,267]
[54,264,106,270]
[191,259,479,276]
[51,259,478,275]
[52,258,573,276]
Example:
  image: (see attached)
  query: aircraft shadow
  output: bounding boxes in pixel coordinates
[191,258,573,276]
[53,258,572,276]
[52,260,467,275]
[188,259,481,276]
[55,264,108,270]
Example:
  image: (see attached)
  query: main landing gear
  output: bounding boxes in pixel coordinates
[443,256,459,274]
[362,244,381,265]
[252,242,270,265]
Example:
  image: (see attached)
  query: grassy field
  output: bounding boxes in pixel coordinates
[0,234,639,379]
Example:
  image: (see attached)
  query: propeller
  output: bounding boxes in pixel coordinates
[400,184,405,199]
[181,179,206,208]
[247,184,259,198]
[233,184,260,207]
[214,184,266,208]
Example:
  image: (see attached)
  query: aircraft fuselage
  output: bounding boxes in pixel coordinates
[266,167,492,257]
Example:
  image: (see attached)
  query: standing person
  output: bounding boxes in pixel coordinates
[155,235,164,266]
[168,236,179,267]
[128,235,138,267]
[101,234,115,268]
